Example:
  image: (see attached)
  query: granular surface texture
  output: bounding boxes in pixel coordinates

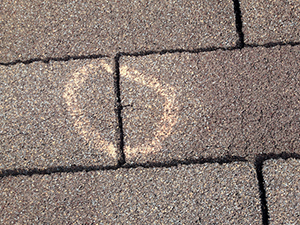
[0,162,261,224]
[240,0,300,45]
[263,158,300,225]
[121,45,300,164]
[0,0,237,63]
[0,58,118,171]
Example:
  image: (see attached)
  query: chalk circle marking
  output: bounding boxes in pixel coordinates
[120,65,179,158]
[63,59,178,160]
[63,60,116,158]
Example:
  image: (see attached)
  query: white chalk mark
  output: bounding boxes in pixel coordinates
[63,60,117,158]
[120,65,178,158]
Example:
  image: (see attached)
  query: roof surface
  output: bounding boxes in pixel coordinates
[1,0,299,224]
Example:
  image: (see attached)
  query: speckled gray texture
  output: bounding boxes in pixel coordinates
[0,58,118,171]
[121,45,300,164]
[240,0,300,45]
[0,0,237,64]
[263,158,300,225]
[0,162,261,224]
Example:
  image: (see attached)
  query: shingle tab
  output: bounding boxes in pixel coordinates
[263,158,300,225]
[0,58,118,171]
[121,45,300,164]
[0,162,261,224]
[0,0,237,63]
[240,0,300,45]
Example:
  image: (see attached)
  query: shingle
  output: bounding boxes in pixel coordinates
[0,58,118,171]
[0,0,237,63]
[0,162,261,224]
[120,45,300,164]
[240,0,300,45]
[263,158,300,225]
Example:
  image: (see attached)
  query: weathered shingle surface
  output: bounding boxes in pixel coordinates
[0,58,118,171]
[0,162,261,224]
[121,45,300,165]
[0,0,237,63]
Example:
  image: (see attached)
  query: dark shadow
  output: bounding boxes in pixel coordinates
[1,155,247,178]
[2,42,300,66]
[114,53,126,166]
[0,54,108,66]
[122,155,247,169]
[0,164,118,178]
[246,41,300,48]
[232,0,245,48]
